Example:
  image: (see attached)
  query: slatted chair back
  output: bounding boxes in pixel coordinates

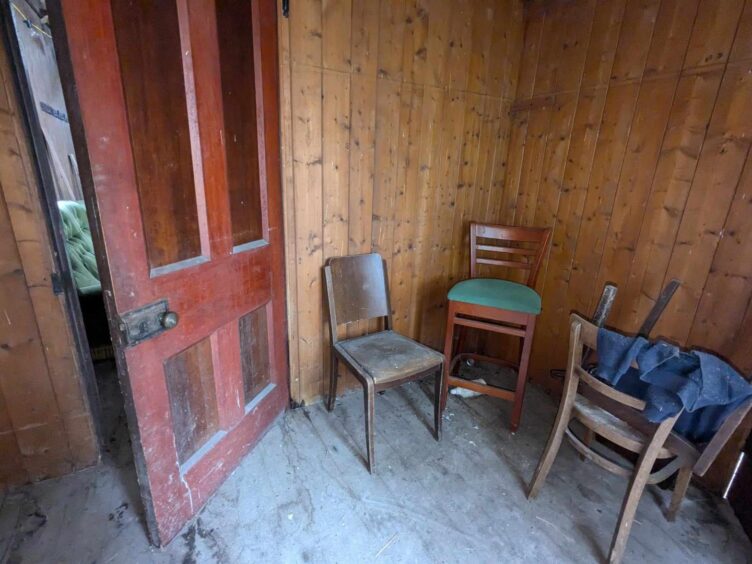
[324,253,392,344]
[568,314,650,415]
[469,223,551,287]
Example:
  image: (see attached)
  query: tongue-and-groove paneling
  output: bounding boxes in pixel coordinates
[278,0,525,404]
[506,0,752,490]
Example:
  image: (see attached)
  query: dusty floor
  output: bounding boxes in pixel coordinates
[0,362,750,563]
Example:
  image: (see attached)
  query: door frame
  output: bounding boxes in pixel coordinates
[0,0,104,448]
[46,0,291,544]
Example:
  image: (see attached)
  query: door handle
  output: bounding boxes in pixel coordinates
[160,311,179,329]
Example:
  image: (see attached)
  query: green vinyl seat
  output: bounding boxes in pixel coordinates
[447,278,541,315]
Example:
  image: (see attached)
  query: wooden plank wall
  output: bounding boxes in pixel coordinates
[0,33,97,488]
[508,0,752,490]
[279,0,525,404]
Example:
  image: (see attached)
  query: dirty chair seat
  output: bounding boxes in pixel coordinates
[448,278,541,314]
[572,395,674,459]
[336,330,444,385]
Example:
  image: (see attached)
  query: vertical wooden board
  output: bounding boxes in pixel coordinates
[321,72,350,262]
[377,0,406,81]
[730,0,752,63]
[290,0,323,66]
[537,0,596,96]
[445,0,473,92]
[485,98,512,225]
[422,0,451,87]
[371,78,402,270]
[277,2,300,402]
[0,387,27,486]
[513,102,553,226]
[420,90,467,348]
[656,60,752,344]
[516,1,545,100]
[351,0,380,77]
[532,88,608,382]
[390,84,425,336]
[684,0,745,69]
[566,82,640,317]
[401,0,430,84]
[0,43,96,465]
[499,108,528,223]
[620,69,723,329]
[581,0,626,89]
[290,67,324,403]
[348,74,377,254]
[530,1,563,98]
[448,93,484,287]
[643,0,699,76]
[688,156,752,353]
[0,194,72,479]
[595,77,677,325]
[486,0,521,98]
[408,86,443,338]
[322,71,351,261]
[467,0,494,95]
[531,92,578,281]
[609,0,660,82]
[323,0,353,72]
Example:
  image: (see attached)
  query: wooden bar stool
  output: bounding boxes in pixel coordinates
[441,223,551,431]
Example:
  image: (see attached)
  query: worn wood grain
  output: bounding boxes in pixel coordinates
[280,0,524,404]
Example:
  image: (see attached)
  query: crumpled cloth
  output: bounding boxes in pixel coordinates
[594,328,752,443]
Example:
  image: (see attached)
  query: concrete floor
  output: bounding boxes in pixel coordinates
[0,362,750,563]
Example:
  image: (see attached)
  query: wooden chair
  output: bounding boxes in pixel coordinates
[324,253,444,473]
[528,313,752,564]
[441,223,551,431]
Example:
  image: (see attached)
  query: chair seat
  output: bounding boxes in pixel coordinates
[572,395,674,459]
[447,278,541,314]
[335,330,443,384]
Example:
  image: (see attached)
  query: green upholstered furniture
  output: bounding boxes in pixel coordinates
[57,200,101,295]
[57,201,111,357]
[442,223,551,432]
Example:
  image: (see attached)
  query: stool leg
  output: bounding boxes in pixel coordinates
[441,302,456,412]
[434,365,443,440]
[510,315,536,432]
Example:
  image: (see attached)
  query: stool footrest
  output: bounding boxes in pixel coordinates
[453,315,526,337]
[447,374,516,402]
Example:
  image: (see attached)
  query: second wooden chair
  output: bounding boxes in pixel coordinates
[442,223,551,431]
[324,253,444,472]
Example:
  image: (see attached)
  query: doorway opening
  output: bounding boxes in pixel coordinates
[3,0,133,473]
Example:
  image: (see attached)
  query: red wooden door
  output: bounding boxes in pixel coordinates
[53,0,288,545]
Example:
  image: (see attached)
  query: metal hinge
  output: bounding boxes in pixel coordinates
[51,272,64,295]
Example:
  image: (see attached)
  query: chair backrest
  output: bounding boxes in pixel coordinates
[567,313,649,414]
[469,223,551,287]
[324,253,392,343]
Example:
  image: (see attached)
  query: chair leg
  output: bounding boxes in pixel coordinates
[580,428,595,461]
[363,380,375,473]
[608,419,677,564]
[527,373,577,499]
[667,466,692,522]
[441,302,456,412]
[510,316,536,432]
[434,365,443,441]
[327,353,339,412]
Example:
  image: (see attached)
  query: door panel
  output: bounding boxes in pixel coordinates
[53,0,288,545]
